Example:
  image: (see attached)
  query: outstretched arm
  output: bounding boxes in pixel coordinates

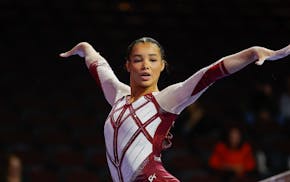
[156,44,290,114]
[60,42,130,106]
[223,44,290,73]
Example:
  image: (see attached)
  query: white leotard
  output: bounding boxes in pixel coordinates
[87,54,229,182]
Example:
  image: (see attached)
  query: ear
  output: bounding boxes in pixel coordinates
[125,60,130,72]
[161,59,165,72]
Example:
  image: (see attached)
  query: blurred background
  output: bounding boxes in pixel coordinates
[1,0,290,181]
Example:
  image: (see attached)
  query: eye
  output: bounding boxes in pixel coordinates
[132,59,142,63]
[150,59,157,62]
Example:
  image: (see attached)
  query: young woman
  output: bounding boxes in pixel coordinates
[60,37,290,182]
[209,126,256,181]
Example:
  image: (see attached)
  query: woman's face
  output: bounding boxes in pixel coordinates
[126,42,165,90]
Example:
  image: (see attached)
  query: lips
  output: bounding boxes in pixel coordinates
[141,73,150,76]
[140,72,151,81]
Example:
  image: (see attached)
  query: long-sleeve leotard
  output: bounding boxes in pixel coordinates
[87,54,230,182]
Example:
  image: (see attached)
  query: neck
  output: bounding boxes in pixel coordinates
[130,86,159,103]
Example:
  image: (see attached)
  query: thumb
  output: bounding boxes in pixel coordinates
[59,49,83,58]
[59,52,69,57]
[255,57,266,66]
[59,50,76,58]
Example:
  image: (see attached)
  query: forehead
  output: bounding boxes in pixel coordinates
[130,42,161,56]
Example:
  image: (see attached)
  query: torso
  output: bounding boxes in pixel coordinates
[104,93,178,182]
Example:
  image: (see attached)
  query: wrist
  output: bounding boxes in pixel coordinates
[249,46,261,61]
[85,52,106,68]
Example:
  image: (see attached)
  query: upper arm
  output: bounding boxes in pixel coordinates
[155,59,229,114]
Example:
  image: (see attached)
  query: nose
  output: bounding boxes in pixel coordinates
[142,59,150,70]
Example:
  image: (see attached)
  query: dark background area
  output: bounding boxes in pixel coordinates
[1,0,290,181]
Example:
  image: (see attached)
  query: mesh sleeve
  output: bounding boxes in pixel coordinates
[155,60,229,114]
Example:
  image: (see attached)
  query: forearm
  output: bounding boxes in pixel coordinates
[222,46,270,74]
[84,49,130,105]
[81,43,106,67]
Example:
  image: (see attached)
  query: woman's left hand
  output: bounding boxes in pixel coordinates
[255,44,290,65]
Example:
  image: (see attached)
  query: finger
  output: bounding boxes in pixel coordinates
[280,44,290,56]
[266,49,289,61]
[272,44,290,58]
[281,44,290,53]
[265,45,287,61]
[59,49,76,58]
[287,44,290,54]
[59,52,68,57]
[255,58,265,66]
[267,54,285,61]
[59,51,74,58]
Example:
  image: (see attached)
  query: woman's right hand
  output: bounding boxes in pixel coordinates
[59,42,99,61]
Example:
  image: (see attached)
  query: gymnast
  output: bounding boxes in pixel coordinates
[60,37,290,182]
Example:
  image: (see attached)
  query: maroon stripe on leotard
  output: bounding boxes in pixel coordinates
[88,62,102,88]
[220,60,229,75]
[119,113,158,167]
[191,60,229,96]
[148,94,178,155]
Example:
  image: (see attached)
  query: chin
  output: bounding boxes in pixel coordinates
[138,82,153,88]
[139,84,152,88]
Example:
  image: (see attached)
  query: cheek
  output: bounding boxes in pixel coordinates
[128,64,139,72]
[152,65,163,75]
[129,67,140,78]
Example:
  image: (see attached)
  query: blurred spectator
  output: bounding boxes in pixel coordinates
[175,102,205,136]
[1,154,24,182]
[175,101,221,138]
[279,75,290,125]
[246,81,279,125]
[209,126,256,181]
[250,107,287,175]
[244,79,288,176]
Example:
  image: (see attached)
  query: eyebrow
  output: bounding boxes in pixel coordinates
[132,54,158,57]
